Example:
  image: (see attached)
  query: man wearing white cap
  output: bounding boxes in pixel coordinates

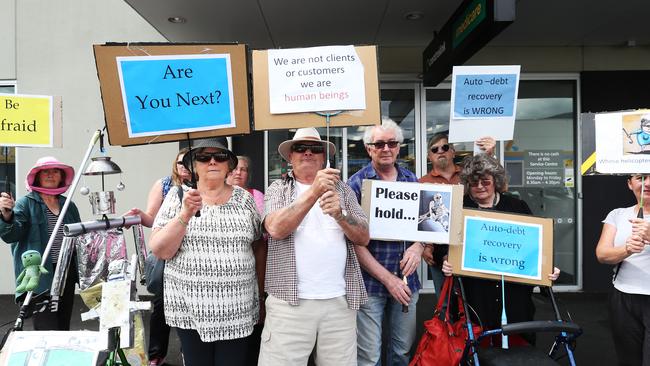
[258,127,369,366]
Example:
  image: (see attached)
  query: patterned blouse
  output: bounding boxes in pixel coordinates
[153,185,261,342]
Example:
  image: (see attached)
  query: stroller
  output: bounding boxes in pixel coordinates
[456,277,582,366]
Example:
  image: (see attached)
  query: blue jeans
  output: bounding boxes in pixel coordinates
[357,291,419,366]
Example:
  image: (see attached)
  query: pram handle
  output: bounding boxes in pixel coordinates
[500,320,582,336]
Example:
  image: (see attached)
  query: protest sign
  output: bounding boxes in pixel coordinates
[267,45,365,114]
[448,65,520,143]
[117,54,236,137]
[594,109,650,174]
[448,209,553,286]
[0,93,62,147]
[252,45,380,130]
[94,43,250,146]
[360,180,464,244]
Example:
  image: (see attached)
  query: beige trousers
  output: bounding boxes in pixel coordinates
[258,295,357,366]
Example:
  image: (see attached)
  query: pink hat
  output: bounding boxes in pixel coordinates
[26,156,75,194]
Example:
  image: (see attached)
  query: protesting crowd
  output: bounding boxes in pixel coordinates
[1,117,649,366]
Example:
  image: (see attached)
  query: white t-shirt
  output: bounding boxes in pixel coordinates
[603,205,650,295]
[294,181,347,299]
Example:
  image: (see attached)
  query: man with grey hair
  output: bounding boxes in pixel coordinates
[347,117,423,366]
[259,127,369,366]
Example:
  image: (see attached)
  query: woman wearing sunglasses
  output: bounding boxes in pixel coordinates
[441,154,559,344]
[149,138,262,366]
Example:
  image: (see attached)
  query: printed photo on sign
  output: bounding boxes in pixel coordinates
[461,216,542,280]
[417,190,451,233]
[621,113,650,155]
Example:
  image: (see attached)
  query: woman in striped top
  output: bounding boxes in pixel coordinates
[0,156,80,330]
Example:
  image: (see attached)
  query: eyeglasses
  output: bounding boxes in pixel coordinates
[291,144,325,154]
[194,152,230,163]
[469,179,493,188]
[430,144,450,154]
[368,140,400,149]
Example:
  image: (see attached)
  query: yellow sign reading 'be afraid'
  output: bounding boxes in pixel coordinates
[0,93,61,147]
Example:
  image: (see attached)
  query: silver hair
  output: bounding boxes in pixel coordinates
[459,154,508,193]
[363,117,404,144]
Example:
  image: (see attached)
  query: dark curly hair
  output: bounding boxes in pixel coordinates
[459,154,508,193]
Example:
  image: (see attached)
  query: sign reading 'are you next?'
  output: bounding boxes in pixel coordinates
[117,54,236,138]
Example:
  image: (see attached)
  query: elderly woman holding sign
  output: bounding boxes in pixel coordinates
[596,174,650,365]
[441,154,559,343]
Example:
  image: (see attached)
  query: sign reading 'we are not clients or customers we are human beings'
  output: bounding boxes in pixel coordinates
[267,45,366,114]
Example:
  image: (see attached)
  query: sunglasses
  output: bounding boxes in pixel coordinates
[469,179,493,188]
[368,140,400,149]
[430,144,450,154]
[194,152,230,163]
[291,144,325,154]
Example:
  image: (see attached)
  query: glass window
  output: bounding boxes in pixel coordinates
[346,88,417,177]
[424,79,578,287]
[505,80,577,286]
[1,84,16,197]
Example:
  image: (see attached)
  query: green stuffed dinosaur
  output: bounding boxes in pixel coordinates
[15,250,48,294]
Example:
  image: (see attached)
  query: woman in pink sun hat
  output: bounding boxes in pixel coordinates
[0,156,81,330]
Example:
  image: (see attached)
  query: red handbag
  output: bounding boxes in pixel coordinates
[409,277,482,366]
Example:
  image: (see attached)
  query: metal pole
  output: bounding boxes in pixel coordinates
[13,129,101,330]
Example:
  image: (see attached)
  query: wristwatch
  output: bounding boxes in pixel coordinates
[336,209,348,222]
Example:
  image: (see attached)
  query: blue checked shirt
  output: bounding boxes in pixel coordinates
[347,163,421,296]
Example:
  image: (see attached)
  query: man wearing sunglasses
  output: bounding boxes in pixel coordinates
[347,117,422,366]
[419,133,495,300]
[259,127,369,366]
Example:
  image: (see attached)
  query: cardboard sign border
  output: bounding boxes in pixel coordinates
[93,43,251,146]
[448,208,554,287]
[360,180,465,245]
[252,45,381,130]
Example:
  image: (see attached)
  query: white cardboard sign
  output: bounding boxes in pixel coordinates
[448,65,520,143]
[267,45,366,114]
[361,180,464,244]
[595,110,650,174]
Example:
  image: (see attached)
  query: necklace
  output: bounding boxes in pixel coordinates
[476,192,500,209]
[200,186,231,205]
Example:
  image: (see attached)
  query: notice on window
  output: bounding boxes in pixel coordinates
[523,150,565,187]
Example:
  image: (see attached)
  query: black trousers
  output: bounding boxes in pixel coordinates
[148,290,171,359]
[609,288,650,366]
[176,328,250,366]
[32,262,77,330]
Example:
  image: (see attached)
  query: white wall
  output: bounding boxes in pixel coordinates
[0,0,16,79]
[0,0,167,294]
